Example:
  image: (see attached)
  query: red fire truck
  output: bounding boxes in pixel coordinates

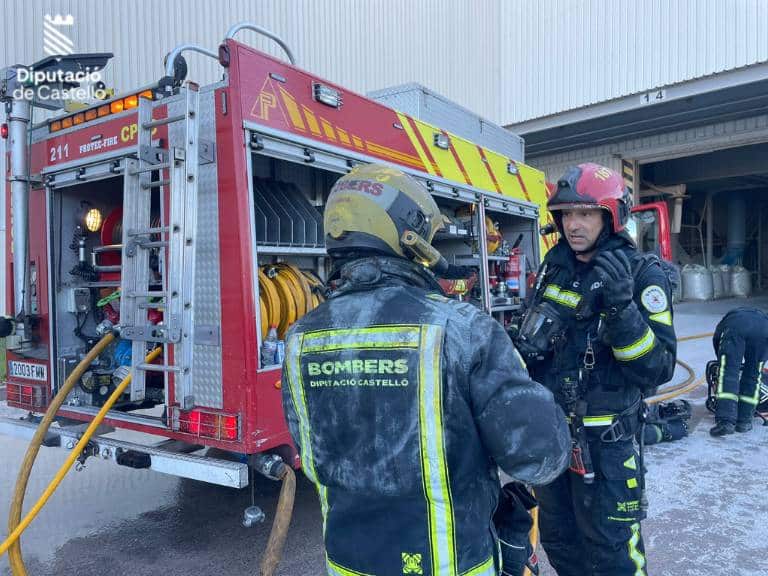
[0,24,558,493]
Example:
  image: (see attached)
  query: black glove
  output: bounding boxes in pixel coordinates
[593,250,634,317]
[512,336,547,363]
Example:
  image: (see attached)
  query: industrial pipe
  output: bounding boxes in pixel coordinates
[8,98,31,330]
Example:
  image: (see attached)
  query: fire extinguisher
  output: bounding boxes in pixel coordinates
[504,234,525,295]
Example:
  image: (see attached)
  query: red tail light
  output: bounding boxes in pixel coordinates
[173,408,239,442]
[221,415,238,440]
[6,383,47,408]
[182,409,201,434]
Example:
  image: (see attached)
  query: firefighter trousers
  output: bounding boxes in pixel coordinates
[536,438,647,576]
[715,331,768,425]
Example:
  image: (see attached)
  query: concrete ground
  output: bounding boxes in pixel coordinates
[1,296,767,576]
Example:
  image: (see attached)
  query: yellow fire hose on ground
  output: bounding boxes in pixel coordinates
[645,332,714,405]
[259,465,296,576]
[1,333,294,576]
[1,335,162,574]
[3,332,115,572]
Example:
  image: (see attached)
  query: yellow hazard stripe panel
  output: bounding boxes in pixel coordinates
[411,119,466,183]
[612,327,656,361]
[450,137,497,191]
[398,112,554,255]
[398,112,436,175]
[419,325,457,575]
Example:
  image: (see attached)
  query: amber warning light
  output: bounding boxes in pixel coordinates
[49,90,154,133]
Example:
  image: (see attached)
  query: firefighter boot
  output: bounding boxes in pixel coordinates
[735,420,753,433]
[709,422,735,436]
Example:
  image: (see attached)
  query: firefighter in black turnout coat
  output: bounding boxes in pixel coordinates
[710,307,768,435]
[280,164,570,576]
[514,163,677,576]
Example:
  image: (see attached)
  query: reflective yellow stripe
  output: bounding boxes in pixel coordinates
[543,284,581,308]
[741,361,764,405]
[327,557,375,576]
[648,310,672,326]
[285,334,329,532]
[623,456,637,471]
[628,523,647,575]
[301,325,421,352]
[612,327,656,361]
[419,325,457,575]
[461,557,495,576]
[717,354,727,395]
[303,341,419,352]
[583,415,615,427]
[716,354,740,401]
[627,478,638,489]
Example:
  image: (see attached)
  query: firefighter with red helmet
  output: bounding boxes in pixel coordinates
[281,163,570,576]
[513,163,677,575]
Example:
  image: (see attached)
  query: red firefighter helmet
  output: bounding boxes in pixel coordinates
[547,163,632,233]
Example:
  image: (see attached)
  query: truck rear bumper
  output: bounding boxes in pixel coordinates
[0,415,249,488]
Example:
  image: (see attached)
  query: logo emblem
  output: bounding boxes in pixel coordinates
[402,553,423,575]
[44,14,75,56]
[640,285,668,313]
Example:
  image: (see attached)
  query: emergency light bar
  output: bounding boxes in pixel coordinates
[49,89,154,133]
[313,82,343,108]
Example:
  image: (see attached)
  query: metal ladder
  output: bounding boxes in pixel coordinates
[120,83,199,409]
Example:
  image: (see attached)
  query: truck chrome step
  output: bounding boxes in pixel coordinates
[0,416,248,488]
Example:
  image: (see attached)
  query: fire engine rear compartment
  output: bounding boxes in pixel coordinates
[248,145,542,361]
[49,174,169,422]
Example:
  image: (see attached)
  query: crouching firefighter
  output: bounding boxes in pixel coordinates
[280,164,570,576]
[710,307,768,435]
[512,163,677,576]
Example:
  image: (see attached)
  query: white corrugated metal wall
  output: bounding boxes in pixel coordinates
[2,0,767,125]
[2,0,505,120]
[503,0,768,123]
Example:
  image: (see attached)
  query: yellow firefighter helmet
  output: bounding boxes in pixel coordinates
[324,164,447,266]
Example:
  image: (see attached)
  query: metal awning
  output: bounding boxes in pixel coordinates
[508,61,768,158]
